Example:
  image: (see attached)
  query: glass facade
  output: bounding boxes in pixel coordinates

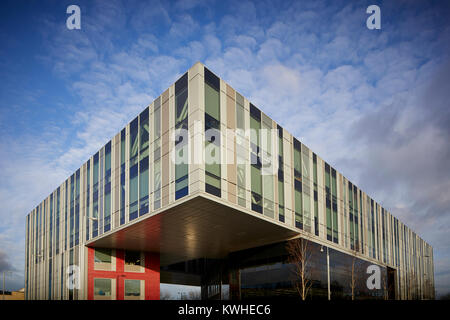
[232,240,386,300]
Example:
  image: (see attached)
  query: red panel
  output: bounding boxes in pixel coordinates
[145,252,160,300]
[87,247,160,300]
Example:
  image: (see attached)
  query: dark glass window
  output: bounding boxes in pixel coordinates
[125,250,142,266]
[205,67,220,91]
[250,103,261,121]
[95,248,112,263]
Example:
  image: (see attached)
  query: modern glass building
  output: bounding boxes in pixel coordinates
[25,62,434,300]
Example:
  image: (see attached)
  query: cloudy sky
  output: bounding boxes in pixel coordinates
[0,0,449,297]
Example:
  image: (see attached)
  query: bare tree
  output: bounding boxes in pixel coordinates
[349,244,364,300]
[380,269,392,300]
[286,237,313,301]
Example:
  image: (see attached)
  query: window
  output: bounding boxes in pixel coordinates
[93,152,99,238]
[354,186,359,250]
[251,164,262,213]
[236,94,246,207]
[104,141,111,232]
[75,169,80,246]
[295,187,302,229]
[294,139,302,229]
[86,161,90,240]
[94,278,111,296]
[49,194,53,258]
[69,249,74,300]
[154,98,161,210]
[349,182,355,249]
[120,129,126,225]
[175,73,189,200]
[95,248,112,263]
[353,186,360,249]
[360,191,364,254]
[325,162,332,241]
[278,126,284,222]
[313,153,319,236]
[250,104,262,213]
[293,139,301,180]
[125,250,141,266]
[262,118,274,218]
[278,179,284,222]
[139,108,149,216]
[124,279,141,297]
[204,67,221,197]
[129,116,139,221]
[65,181,68,249]
[70,174,75,248]
[301,144,311,232]
[331,168,338,243]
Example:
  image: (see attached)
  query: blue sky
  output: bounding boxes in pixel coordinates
[0,0,449,297]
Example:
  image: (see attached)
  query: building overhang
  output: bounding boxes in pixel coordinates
[86,194,300,266]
